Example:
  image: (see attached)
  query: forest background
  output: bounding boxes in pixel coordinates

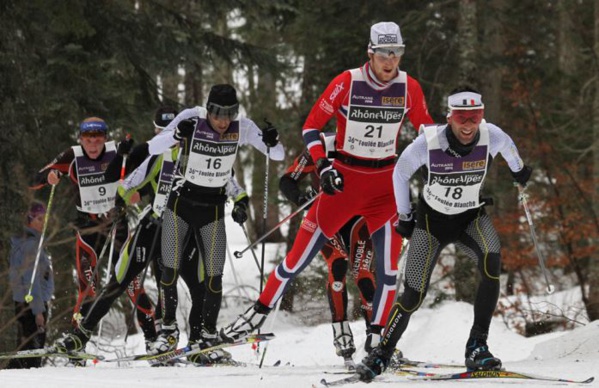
[0,0,597,358]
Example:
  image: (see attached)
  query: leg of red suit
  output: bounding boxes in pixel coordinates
[322,237,349,322]
[74,231,100,321]
[258,204,332,308]
[369,215,402,327]
[348,217,376,325]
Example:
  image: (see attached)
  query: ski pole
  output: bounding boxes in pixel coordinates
[119,133,131,182]
[258,298,281,369]
[234,192,321,258]
[240,224,265,282]
[517,185,554,294]
[25,184,56,303]
[260,145,270,295]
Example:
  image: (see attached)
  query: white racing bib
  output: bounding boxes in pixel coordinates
[342,69,407,159]
[185,119,239,188]
[74,141,118,214]
[423,124,490,215]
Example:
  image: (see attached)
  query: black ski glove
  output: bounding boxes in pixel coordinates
[511,165,532,187]
[395,212,415,239]
[174,119,196,141]
[316,158,344,195]
[297,187,318,207]
[261,121,279,148]
[111,195,128,222]
[232,196,249,225]
[117,137,134,156]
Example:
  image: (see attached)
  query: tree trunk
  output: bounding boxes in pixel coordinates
[586,0,599,321]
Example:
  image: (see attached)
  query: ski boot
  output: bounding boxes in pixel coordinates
[364,325,383,354]
[55,325,92,353]
[220,302,270,343]
[356,345,393,382]
[465,333,502,371]
[332,321,356,370]
[150,322,179,355]
[187,329,233,365]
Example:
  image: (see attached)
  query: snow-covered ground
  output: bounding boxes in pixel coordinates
[2,215,598,387]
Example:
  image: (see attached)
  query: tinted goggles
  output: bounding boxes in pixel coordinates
[207,102,239,120]
[373,46,405,58]
[80,131,107,139]
[450,109,484,124]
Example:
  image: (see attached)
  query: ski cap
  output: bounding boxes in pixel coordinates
[79,117,108,133]
[206,84,239,120]
[27,201,46,223]
[153,106,178,129]
[368,22,404,53]
[448,91,485,111]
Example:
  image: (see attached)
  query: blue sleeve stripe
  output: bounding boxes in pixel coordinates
[302,128,321,146]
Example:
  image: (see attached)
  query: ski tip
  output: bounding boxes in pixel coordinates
[320,378,329,387]
[272,359,281,367]
[583,377,594,384]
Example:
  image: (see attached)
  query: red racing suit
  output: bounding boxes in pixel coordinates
[259,61,433,328]
[279,149,376,326]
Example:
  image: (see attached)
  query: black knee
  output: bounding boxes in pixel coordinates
[397,285,426,313]
[357,278,375,302]
[205,275,222,294]
[330,258,348,281]
[160,267,177,285]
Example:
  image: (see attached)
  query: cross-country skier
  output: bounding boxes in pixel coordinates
[279,147,377,368]
[220,21,433,354]
[50,107,178,356]
[356,87,533,382]
[32,117,157,363]
[144,84,284,357]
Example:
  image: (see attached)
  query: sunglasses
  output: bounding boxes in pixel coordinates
[207,102,239,120]
[450,109,484,124]
[373,46,405,58]
[80,131,107,139]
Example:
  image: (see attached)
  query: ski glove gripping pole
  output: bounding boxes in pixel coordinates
[174,118,196,141]
[316,158,344,195]
[511,165,532,187]
[261,120,279,147]
[232,196,249,225]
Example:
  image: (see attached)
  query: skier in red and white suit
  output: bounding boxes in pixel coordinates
[221,21,433,352]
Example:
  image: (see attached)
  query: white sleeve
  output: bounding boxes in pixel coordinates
[393,134,428,215]
[226,174,247,201]
[238,117,285,160]
[121,155,152,191]
[487,123,525,173]
[147,108,201,155]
